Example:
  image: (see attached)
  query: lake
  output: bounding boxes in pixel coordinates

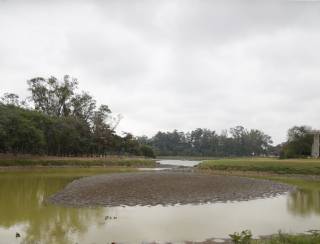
[0,160,319,244]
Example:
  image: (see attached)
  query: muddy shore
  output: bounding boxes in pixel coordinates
[48,171,294,207]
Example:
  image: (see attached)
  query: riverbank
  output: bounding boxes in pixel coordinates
[186,231,320,243]
[0,155,156,167]
[198,157,320,175]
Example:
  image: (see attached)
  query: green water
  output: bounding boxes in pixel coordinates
[1,168,320,244]
[0,168,129,244]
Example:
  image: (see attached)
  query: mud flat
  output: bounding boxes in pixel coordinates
[48,172,294,207]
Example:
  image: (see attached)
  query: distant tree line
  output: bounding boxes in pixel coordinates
[0,76,155,157]
[138,126,276,157]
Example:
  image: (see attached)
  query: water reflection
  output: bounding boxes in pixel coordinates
[0,170,107,244]
[157,159,200,167]
[0,169,320,243]
[287,188,320,216]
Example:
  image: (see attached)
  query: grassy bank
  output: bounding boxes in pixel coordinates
[229,231,320,244]
[0,155,156,167]
[257,232,320,244]
[199,157,320,175]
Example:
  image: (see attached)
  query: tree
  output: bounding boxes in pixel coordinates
[27,75,78,117]
[1,93,20,107]
[140,145,155,158]
[121,133,141,155]
[147,127,274,157]
[0,76,149,157]
[71,92,96,123]
[0,105,45,154]
[280,126,313,158]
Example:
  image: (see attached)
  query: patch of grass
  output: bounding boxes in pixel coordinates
[0,166,137,178]
[259,231,320,244]
[255,231,320,244]
[265,176,320,191]
[229,230,320,244]
[0,156,156,167]
[199,157,320,175]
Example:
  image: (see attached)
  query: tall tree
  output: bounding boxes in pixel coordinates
[280,126,313,158]
[1,93,20,107]
[27,75,78,117]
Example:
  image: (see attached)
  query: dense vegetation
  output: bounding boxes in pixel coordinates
[139,127,276,157]
[0,76,155,158]
[280,126,313,158]
[0,157,155,167]
[139,125,316,158]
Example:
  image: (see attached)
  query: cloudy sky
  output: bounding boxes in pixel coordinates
[1,0,320,144]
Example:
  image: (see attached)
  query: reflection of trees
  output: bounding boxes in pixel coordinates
[0,173,105,244]
[287,188,320,216]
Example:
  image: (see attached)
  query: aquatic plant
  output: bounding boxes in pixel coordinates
[229,230,252,244]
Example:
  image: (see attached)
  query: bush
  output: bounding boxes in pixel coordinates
[229,230,252,244]
[140,145,156,158]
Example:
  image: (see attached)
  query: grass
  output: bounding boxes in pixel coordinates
[258,232,320,244]
[264,176,320,190]
[0,166,137,178]
[0,155,156,167]
[230,231,320,244]
[199,157,320,175]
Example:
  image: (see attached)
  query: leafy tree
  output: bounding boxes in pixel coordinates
[140,145,155,158]
[1,93,20,106]
[0,105,45,154]
[148,127,274,157]
[121,133,141,155]
[280,126,313,158]
[71,92,96,123]
[0,76,149,157]
[27,75,78,117]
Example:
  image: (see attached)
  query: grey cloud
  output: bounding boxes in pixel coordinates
[1,0,320,143]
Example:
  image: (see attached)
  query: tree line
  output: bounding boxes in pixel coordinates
[0,75,314,159]
[138,126,277,157]
[0,76,155,157]
[138,126,315,158]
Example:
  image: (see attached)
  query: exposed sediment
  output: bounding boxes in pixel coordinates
[48,171,294,207]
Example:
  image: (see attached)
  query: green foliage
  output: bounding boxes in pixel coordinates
[0,158,156,167]
[229,230,252,244]
[280,126,313,159]
[0,105,46,154]
[0,76,155,157]
[140,145,156,158]
[1,93,21,107]
[258,230,320,244]
[27,75,78,117]
[140,126,274,157]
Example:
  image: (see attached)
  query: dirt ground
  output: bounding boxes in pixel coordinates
[48,171,294,207]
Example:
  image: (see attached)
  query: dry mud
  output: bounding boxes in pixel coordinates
[48,171,294,207]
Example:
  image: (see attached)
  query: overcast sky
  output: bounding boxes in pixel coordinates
[1,0,320,144]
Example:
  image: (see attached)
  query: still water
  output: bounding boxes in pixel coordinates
[0,162,320,244]
[158,159,200,167]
